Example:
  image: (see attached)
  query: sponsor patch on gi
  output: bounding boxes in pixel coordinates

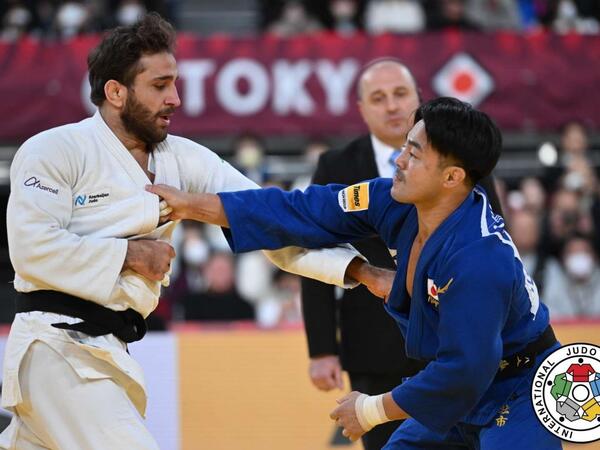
[73,189,111,208]
[23,175,59,195]
[531,342,600,443]
[338,182,370,212]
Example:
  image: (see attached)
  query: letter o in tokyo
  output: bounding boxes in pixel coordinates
[217,59,269,115]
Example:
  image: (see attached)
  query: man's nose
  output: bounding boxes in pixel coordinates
[386,96,400,112]
[396,148,409,169]
[167,86,181,107]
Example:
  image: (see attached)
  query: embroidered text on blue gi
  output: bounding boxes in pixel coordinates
[24,176,58,195]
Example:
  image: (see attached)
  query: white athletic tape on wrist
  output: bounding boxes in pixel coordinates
[355,393,391,432]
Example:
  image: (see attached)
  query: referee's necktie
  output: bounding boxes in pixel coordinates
[389,150,401,170]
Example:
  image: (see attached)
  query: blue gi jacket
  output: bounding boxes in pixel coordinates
[218,178,550,434]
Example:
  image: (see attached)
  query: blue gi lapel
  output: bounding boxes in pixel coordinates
[384,207,418,338]
[401,191,475,359]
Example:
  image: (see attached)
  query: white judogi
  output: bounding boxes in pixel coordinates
[0,111,361,449]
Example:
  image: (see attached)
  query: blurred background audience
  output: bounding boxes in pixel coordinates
[3,0,600,41]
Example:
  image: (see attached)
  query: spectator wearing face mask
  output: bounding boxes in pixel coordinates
[231,134,269,186]
[543,188,593,258]
[543,235,600,319]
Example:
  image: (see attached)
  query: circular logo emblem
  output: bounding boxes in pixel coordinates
[531,343,600,443]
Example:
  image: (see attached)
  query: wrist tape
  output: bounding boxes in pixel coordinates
[354,393,391,432]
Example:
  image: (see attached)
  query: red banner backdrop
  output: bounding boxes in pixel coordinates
[0,31,599,140]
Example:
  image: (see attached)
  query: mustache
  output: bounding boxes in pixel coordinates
[394,170,405,182]
[157,107,176,116]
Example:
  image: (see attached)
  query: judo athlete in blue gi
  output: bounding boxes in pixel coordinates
[147,98,563,449]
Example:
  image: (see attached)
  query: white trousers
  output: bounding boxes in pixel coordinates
[0,340,159,450]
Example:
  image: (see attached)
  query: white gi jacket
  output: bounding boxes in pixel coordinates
[3,111,362,416]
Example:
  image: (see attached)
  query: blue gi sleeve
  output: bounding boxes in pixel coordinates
[391,238,514,434]
[218,178,411,253]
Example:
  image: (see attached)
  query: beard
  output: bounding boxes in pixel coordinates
[120,92,172,151]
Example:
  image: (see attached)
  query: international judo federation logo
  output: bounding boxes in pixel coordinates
[532,343,600,443]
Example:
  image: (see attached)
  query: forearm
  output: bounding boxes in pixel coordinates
[186,193,229,227]
[382,393,410,421]
[9,224,127,303]
[345,257,374,284]
[345,257,395,299]
[264,245,365,288]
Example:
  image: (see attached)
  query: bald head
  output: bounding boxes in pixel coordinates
[356,59,421,148]
[357,59,418,100]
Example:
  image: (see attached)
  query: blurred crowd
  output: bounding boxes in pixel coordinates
[3,0,600,41]
[145,121,600,330]
[0,0,179,40]
[501,121,600,321]
[261,0,600,37]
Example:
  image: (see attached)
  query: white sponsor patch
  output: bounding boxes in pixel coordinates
[73,189,111,208]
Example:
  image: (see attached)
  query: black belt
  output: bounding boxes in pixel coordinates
[496,325,557,380]
[16,291,147,343]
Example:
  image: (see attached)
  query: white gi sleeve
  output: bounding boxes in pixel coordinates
[7,142,127,304]
[178,141,365,288]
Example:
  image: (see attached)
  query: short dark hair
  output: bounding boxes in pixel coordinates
[87,13,176,106]
[414,97,502,185]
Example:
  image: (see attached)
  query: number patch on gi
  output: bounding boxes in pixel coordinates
[338,182,370,212]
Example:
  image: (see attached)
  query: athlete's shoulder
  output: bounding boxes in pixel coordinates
[447,232,516,286]
[165,134,213,154]
[15,117,95,165]
[165,135,224,166]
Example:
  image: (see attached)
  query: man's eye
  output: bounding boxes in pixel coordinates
[155,85,166,90]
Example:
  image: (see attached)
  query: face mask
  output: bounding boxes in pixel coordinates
[565,252,594,279]
[183,240,209,266]
[236,145,263,169]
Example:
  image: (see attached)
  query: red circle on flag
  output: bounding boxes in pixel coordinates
[453,71,475,93]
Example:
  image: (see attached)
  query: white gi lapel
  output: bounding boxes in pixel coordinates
[149,141,181,245]
[92,111,160,235]
[152,141,181,189]
[92,111,152,186]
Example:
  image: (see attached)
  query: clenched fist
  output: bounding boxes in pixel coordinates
[123,240,176,281]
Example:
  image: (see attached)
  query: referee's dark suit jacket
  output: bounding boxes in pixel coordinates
[301,134,503,378]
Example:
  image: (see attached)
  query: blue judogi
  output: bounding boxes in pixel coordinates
[218,178,562,449]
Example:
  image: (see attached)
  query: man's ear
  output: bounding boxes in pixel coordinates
[104,80,126,108]
[443,166,467,188]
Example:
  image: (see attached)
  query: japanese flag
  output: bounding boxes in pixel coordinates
[432,53,494,107]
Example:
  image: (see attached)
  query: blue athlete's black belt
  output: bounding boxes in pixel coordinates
[495,325,557,380]
[16,291,147,343]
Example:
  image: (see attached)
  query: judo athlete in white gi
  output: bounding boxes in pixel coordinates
[0,14,363,450]
[148,98,563,449]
